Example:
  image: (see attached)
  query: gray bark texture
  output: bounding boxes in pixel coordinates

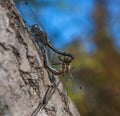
[0,0,80,116]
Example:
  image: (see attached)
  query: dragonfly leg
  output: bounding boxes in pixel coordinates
[41,80,60,110]
[31,80,60,116]
[48,72,56,88]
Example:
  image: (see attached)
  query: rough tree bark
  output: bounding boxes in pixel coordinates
[0,0,80,116]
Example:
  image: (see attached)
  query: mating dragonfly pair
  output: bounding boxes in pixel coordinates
[29,24,74,116]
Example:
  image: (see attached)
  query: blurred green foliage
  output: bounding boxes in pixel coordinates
[64,1,120,116]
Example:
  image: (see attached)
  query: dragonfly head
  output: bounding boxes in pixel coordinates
[31,24,40,33]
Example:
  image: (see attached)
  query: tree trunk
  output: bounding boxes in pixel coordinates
[0,0,80,116]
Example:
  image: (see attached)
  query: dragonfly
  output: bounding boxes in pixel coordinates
[29,21,74,116]
[29,24,74,115]
[30,24,74,77]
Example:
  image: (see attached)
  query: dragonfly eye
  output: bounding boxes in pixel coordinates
[31,24,39,33]
[34,24,39,28]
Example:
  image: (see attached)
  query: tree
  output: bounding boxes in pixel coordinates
[0,0,80,116]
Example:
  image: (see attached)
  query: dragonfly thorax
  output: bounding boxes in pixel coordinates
[31,24,48,45]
